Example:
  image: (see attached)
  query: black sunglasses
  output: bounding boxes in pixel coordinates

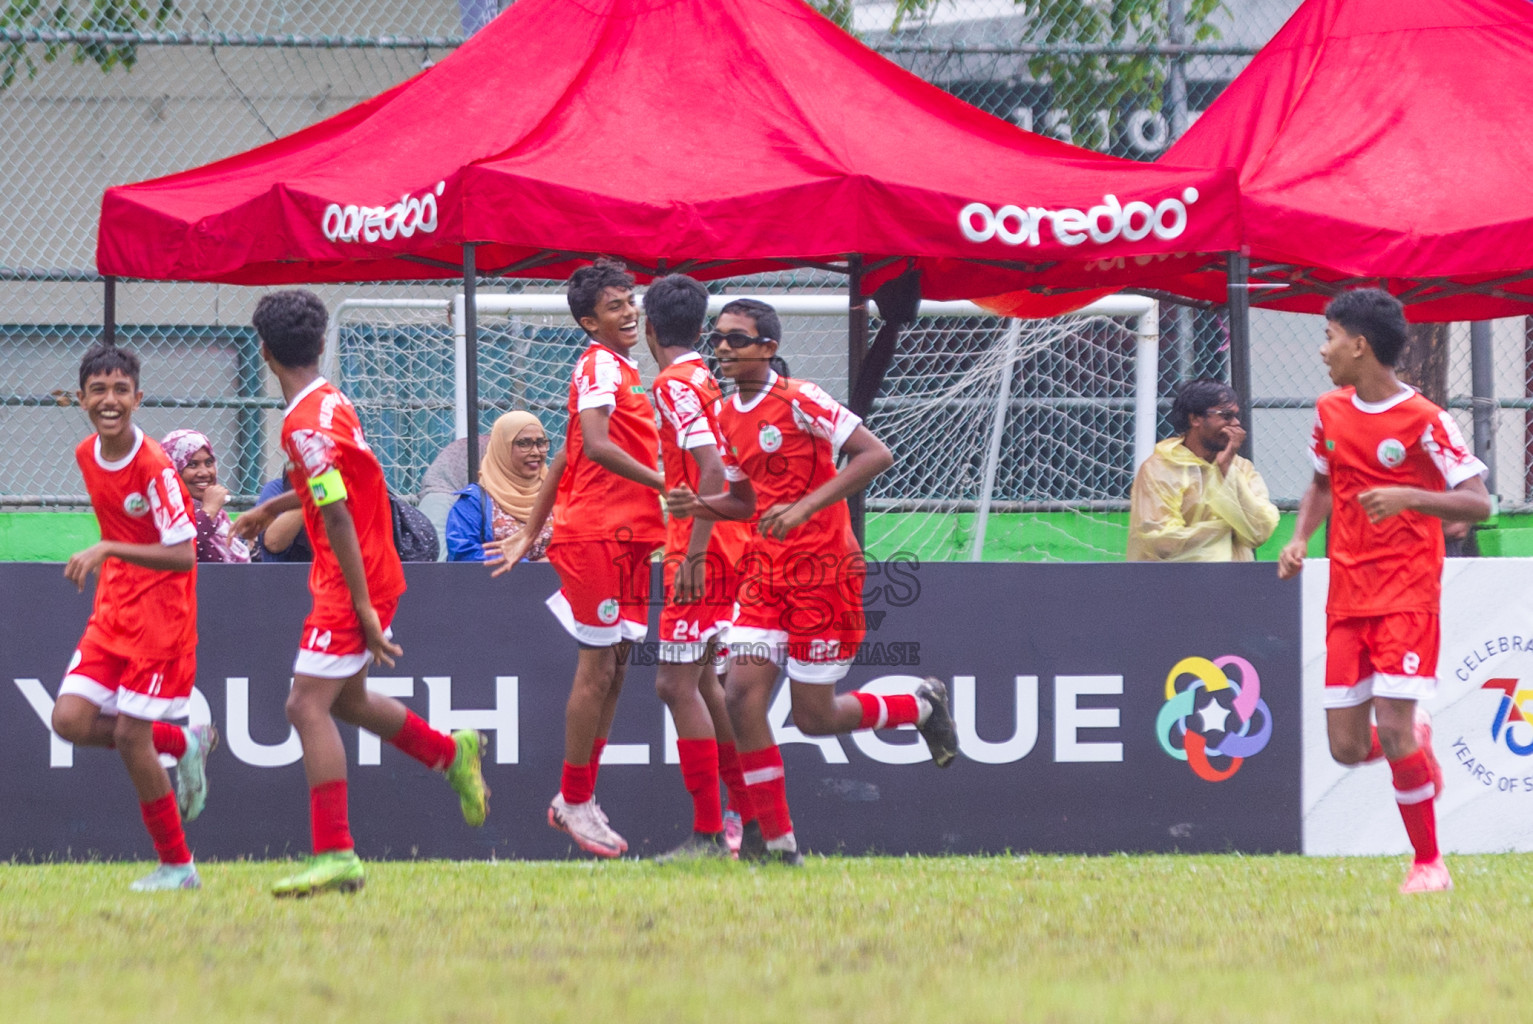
[706,330,771,348]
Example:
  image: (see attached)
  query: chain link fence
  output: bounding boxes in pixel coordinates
[13,0,1524,560]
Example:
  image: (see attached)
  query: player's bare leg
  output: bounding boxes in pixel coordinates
[287,673,352,784]
[115,714,200,891]
[786,682,868,735]
[329,670,490,826]
[654,651,728,862]
[1330,697,1449,893]
[549,645,628,856]
[701,656,752,853]
[115,714,174,803]
[790,678,958,766]
[593,642,629,793]
[52,695,217,822]
[724,654,799,865]
[700,660,734,745]
[272,672,364,896]
[1324,703,1380,766]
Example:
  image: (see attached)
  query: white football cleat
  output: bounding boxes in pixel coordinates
[548,794,626,858]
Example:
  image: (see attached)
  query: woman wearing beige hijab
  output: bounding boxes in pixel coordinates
[444,411,554,562]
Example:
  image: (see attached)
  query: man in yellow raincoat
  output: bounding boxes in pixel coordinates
[1127,378,1279,562]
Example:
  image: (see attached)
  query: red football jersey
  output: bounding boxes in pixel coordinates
[552,342,666,546]
[1309,385,1485,615]
[76,427,198,660]
[282,378,406,612]
[652,352,750,566]
[714,372,863,577]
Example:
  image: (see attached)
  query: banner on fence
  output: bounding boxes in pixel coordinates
[1302,558,1533,855]
[0,561,1301,860]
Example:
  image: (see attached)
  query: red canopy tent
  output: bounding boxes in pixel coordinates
[96,0,1241,489]
[1155,0,1533,322]
[97,0,1236,299]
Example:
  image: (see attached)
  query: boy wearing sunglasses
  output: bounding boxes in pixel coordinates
[668,299,958,864]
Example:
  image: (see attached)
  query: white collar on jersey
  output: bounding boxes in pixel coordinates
[94,425,145,472]
[670,351,704,366]
[1350,383,1414,414]
[590,341,639,369]
[732,370,779,413]
[284,376,329,418]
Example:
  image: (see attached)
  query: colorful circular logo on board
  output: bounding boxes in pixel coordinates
[1376,438,1407,469]
[758,423,783,453]
[597,598,620,625]
[122,492,149,516]
[1155,655,1272,782]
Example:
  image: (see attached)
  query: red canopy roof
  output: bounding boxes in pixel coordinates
[1157,0,1533,320]
[97,0,1235,302]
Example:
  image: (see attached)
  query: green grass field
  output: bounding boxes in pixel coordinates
[2,854,1528,1024]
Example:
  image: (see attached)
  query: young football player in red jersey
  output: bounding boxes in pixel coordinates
[487,258,667,858]
[643,275,759,861]
[50,344,214,891]
[233,290,488,897]
[669,299,958,865]
[1279,288,1490,894]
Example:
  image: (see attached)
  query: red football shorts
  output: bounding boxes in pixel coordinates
[1324,610,1440,708]
[293,596,399,679]
[546,539,656,647]
[60,626,195,721]
[731,549,866,683]
[658,547,741,664]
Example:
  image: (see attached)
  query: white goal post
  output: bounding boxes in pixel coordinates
[328,291,1157,561]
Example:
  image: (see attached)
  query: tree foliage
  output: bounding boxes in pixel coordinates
[2,0,178,89]
[867,0,1229,152]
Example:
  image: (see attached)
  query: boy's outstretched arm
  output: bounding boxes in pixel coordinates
[232,488,302,542]
[64,539,195,591]
[580,406,665,491]
[486,447,566,575]
[1278,472,1331,580]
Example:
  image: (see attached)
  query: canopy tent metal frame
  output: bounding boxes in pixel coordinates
[99,249,1187,540]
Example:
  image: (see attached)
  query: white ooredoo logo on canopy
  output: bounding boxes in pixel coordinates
[321,181,446,244]
[958,189,1199,248]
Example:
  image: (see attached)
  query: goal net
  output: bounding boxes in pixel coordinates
[331,291,1157,562]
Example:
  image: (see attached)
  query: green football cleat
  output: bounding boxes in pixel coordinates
[271,851,365,898]
[130,862,201,892]
[446,730,490,827]
[176,723,218,823]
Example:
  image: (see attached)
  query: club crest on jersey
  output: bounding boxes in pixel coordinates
[597,598,621,625]
[1376,438,1407,469]
[122,492,149,517]
[758,423,783,453]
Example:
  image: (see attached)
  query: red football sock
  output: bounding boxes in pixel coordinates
[151,723,187,759]
[590,737,607,788]
[739,745,792,840]
[1391,750,1439,864]
[677,737,723,834]
[139,793,191,865]
[388,710,457,771]
[717,741,756,823]
[561,760,595,805]
[310,778,354,854]
[853,691,920,730]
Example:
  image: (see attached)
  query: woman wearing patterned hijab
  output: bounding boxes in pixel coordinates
[444,411,554,562]
[161,429,252,564]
